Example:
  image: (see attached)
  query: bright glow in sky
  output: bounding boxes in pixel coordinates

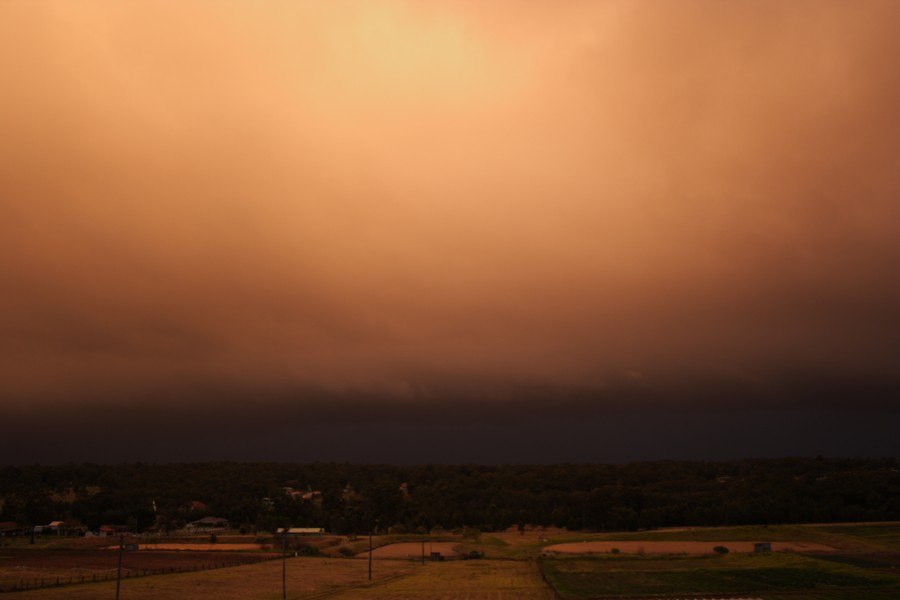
[1,1,899,462]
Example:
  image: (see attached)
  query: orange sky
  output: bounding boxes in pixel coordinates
[1,1,899,460]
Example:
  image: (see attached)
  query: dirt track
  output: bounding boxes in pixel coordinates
[362,542,460,559]
[543,540,837,554]
[136,543,263,551]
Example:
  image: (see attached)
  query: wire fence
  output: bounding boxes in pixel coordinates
[1,555,278,593]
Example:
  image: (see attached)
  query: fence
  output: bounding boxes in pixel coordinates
[1,555,278,593]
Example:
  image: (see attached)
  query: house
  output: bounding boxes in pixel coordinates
[184,500,208,513]
[284,488,322,502]
[47,521,64,534]
[43,520,85,536]
[0,521,22,537]
[188,516,229,530]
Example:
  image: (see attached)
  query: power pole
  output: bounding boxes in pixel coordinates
[115,534,124,600]
[367,528,373,580]
[282,530,287,600]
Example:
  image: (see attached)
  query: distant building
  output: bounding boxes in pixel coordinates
[182,500,208,514]
[284,487,322,502]
[188,516,229,530]
[44,520,85,536]
[47,521,64,534]
[0,522,22,537]
[277,527,325,536]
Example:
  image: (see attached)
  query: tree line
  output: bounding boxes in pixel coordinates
[1,457,898,535]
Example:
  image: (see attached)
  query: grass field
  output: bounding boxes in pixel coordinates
[533,523,900,599]
[810,523,900,553]
[540,551,900,598]
[2,523,899,599]
[3,556,418,600]
[326,559,556,600]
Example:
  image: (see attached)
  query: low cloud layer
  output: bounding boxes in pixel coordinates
[1,1,899,461]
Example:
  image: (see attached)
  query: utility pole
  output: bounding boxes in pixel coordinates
[115,534,124,600]
[367,528,373,580]
[282,529,287,600]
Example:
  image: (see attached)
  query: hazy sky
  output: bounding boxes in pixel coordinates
[2,1,899,463]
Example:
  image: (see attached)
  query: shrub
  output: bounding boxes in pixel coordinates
[389,523,407,535]
[714,546,730,554]
[295,543,321,556]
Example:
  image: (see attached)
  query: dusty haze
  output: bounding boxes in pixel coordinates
[2,1,899,462]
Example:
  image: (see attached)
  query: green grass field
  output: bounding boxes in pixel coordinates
[811,523,900,552]
[540,551,900,598]
[534,523,900,599]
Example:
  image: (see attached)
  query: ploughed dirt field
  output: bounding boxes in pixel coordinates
[543,540,838,555]
[361,541,461,559]
[135,543,264,551]
[0,548,275,591]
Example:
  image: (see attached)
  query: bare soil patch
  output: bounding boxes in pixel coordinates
[362,542,460,559]
[0,548,274,591]
[135,543,263,551]
[543,540,837,555]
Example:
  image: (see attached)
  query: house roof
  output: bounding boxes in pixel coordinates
[194,516,228,524]
[277,527,324,534]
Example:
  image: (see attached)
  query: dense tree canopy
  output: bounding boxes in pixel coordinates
[1,458,898,535]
